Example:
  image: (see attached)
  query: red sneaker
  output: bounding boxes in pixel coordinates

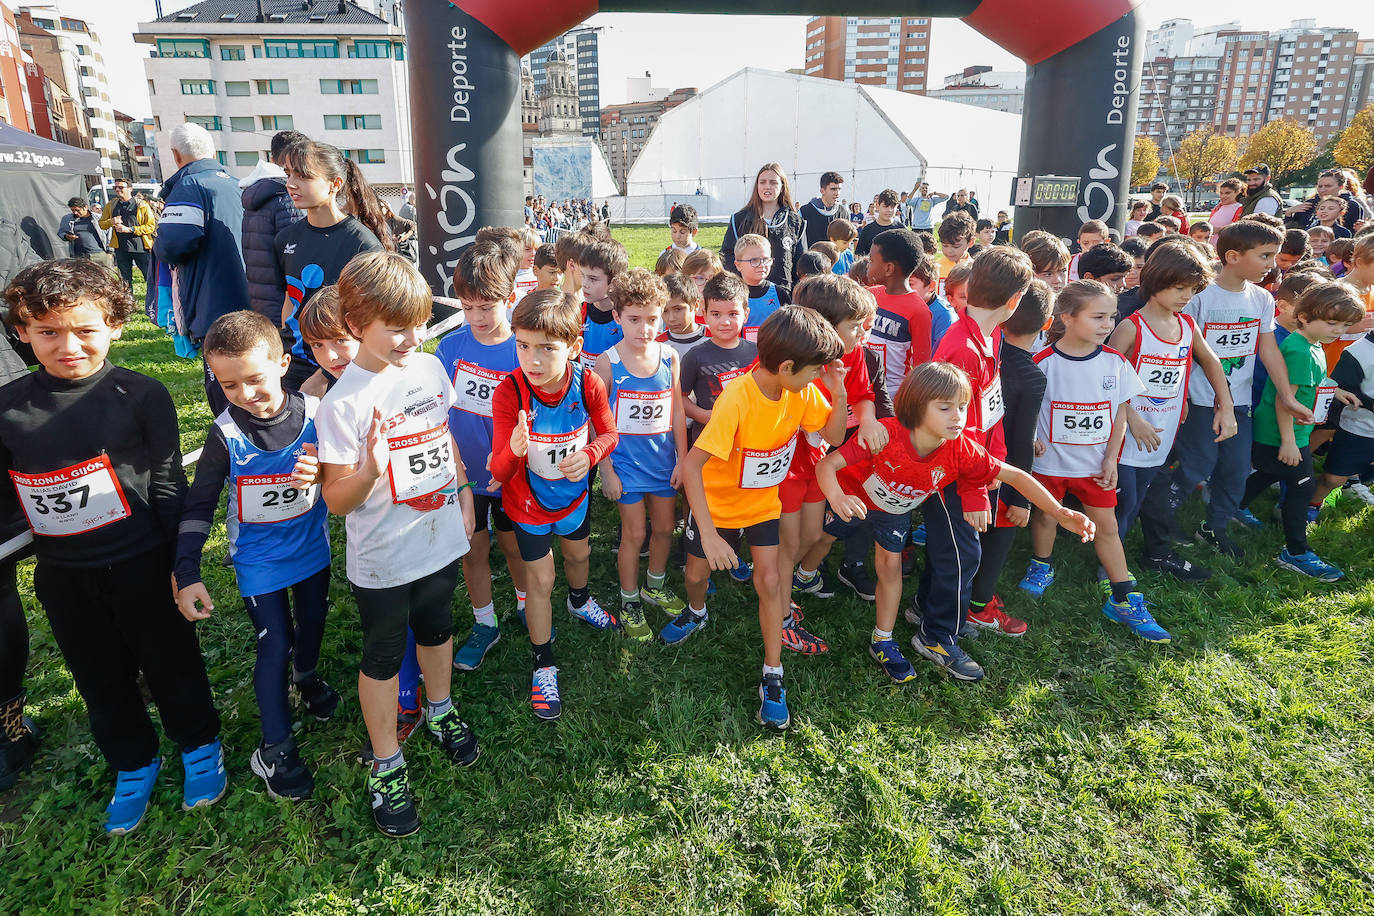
[966,595,1027,637]
[781,618,829,654]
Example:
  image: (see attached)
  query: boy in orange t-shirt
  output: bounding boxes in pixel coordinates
[672,307,847,730]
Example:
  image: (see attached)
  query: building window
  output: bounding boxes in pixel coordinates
[394,43,404,61]
[157,38,209,58]
[216,151,227,165]
[146,79,155,96]
[221,45,245,61]
[255,80,289,95]
[225,81,250,97]
[263,39,338,59]
[234,151,259,166]
[187,115,222,131]
[260,115,294,130]
[324,114,382,130]
[230,116,254,132]
[320,79,379,95]
[343,149,386,163]
[349,40,391,59]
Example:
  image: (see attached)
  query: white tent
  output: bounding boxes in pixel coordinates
[619,68,1022,223]
[531,137,619,203]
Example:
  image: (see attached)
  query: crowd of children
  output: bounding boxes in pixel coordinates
[3,182,1374,840]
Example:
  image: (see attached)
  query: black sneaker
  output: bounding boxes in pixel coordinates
[1195,523,1242,560]
[368,762,419,838]
[911,636,985,681]
[250,737,314,801]
[424,708,481,767]
[1142,551,1212,581]
[0,716,40,792]
[837,562,877,601]
[295,673,341,721]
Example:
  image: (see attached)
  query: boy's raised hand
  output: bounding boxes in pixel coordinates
[821,359,848,399]
[1055,506,1096,542]
[176,581,215,621]
[510,409,530,458]
[560,448,592,482]
[291,442,319,489]
[362,406,388,474]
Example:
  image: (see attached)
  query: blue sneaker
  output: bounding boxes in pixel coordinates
[1305,504,1321,526]
[1018,559,1054,598]
[1276,548,1344,581]
[1233,507,1264,530]
[181,739,227,810]
[910,523,927,546]
[728,559,752,583]
[531,665,561,721]
[104,758,161,835]
[757,673,790,730]
[567,595,618,629]
[1102,593,1171,643]
[911,636,985,681]
[660,607,708,645]
[868,639,917,683]
[706,577,717,596]
[792,565,835,598]
[453,622,500,671]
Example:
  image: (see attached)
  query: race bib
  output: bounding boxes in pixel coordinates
[1203,319,1259,359]
[866,341,888,382]
[862,472,927,513]
[615,389,672,435]
[743,326,761,344]
[739,439,796,489]
[237,474,317,524]
[981,376,1006,428]
[715,365,749,394]
[451,361,506,417]
[1340,311,1374,342]
[1314,379,1338,424]
[1050,400,1112,445]
[1138,353,1188,399]
[387,423,456,504]
[579,351,603,370]
[528,424,588,480]
[11,455,130,537]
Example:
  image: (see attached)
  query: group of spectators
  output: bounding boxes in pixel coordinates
[524,195,610,237]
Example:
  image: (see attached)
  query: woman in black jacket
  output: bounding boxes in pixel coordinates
[721,162,805,293]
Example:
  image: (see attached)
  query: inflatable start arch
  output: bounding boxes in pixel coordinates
[407,0,1144,294]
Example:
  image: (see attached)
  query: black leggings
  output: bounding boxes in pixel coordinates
[0,558,27,702]
[351,558,460,680]
[1241,442,1315,556]
[244,565,330,746]
[969,524,1018,606]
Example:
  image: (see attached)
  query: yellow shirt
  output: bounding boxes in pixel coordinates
[935,252,970,297]
[695,372,832,528]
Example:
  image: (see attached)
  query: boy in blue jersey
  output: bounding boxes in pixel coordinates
[578,240,629,370]
[176,311,333,803]
[594,269,689,640]
[736,233,789,342]
[435,241,528,670]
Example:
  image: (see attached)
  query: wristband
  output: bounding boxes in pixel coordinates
[455,481,476,493]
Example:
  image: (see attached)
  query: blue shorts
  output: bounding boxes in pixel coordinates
[823,505,911,554]
[511,499,591,562]
[615,486,678,505]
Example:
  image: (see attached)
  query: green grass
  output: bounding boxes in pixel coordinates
[609,224,726,271]
[3,273,1374,915]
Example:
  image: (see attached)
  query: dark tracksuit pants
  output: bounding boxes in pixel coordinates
[916,483,981,644]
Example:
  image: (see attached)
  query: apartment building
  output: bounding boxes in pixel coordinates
[802,16,931,95]
[598,86,697,193]
[18,6,119,176]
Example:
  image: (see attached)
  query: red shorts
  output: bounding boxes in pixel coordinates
[1033,473,1117,509]
[778,474,824,513]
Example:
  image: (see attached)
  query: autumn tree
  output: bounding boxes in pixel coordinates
[1334,103,1374,177]
[1238,118,1318,192]
[1130,135,1162,189]
[1167,130,1239,208]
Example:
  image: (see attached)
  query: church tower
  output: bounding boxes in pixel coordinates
[539,47,581,137]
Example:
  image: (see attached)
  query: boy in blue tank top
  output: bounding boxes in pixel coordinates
[736,233,790,342]
[578,240,628,370]
[175,311,335,803]
[594,269,689,640]
[435,241,528,670]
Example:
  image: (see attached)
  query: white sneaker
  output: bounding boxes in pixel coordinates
[1348,482,1374,506]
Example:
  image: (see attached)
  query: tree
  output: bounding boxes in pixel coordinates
[1334,103,1374,177]
[1166,130,1239,208]
[1288,137,1338,191]
[1238,118,1318,192]
[1130,135,1161,189]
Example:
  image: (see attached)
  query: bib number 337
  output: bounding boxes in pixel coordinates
[10,454,131,537]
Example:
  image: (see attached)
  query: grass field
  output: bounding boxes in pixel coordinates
[2,251,1374,915]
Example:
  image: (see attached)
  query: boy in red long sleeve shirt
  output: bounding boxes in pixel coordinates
[490,289,619,721]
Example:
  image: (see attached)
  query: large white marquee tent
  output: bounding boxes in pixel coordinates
[615,68,1023,223]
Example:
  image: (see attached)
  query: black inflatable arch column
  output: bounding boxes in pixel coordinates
[405,0,1143,293]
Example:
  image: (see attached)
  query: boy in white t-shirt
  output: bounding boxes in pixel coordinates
[317,252,479,839]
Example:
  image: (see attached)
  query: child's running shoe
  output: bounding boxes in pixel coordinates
[1276,548,1344,581]
[641,585,686,616]
[104,757,161,835]
[620,600,653,641]
[1102,592,1171,643]
[868,639,917,683]
[181,738,227,810]
[568,595,617,629]
[1195,523,1242,559]
[0,702,40,792]
[250,737,314,801]
[1018,559,1054,597]
[757,673,790,730]
[966,595,1027,637]
[728,559,752,583]
[453,623,500,671]
[1305,504,1321,526]
[294,672,341,721]
[531,666,562,721]
[781,616,828,654]
[910,523,927,546]
[660,607,708,645]
[357,704,423,766]
[1347,482,1374,506]
[911,636,985,681]
[368,762,419,838]
[838,562,877,601]
[792,565,835,598]
[425,707,481,766]
[1232,507,1264,529]
[1142,550,1211,581]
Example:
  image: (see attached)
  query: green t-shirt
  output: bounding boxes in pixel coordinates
[1255,330,1325,448]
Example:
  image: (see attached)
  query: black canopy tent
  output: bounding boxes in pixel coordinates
[0,122,101,289]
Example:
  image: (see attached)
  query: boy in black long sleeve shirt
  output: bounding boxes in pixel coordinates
[0,260,222,836]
